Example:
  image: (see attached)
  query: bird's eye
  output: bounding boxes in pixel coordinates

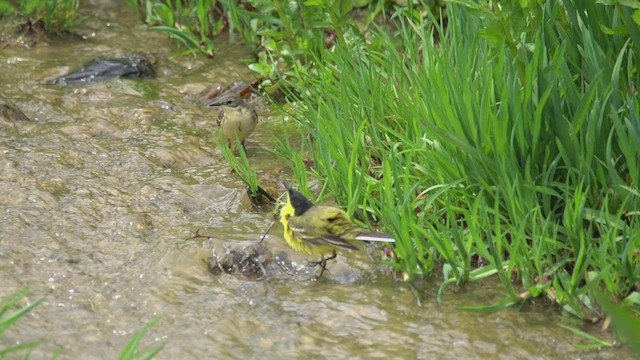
[326,216,338,223]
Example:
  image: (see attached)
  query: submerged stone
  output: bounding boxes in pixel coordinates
[202,81,249,106]
[0,98,30,122]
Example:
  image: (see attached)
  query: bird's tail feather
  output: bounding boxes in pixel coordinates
[355,232,395,243]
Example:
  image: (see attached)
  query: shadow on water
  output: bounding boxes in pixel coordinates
[0,2,631,359]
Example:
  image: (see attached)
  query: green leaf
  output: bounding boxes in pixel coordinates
[0,290,46,356]
[303,0,324,6]
[118,317,163,360]
[458,297,519,313]
[0,340,48,357]
[596,293,640,356]
[616,0,640,9]
[599,23,629,35]
[519,0,532,8]
[558,324,613,348]
[445,0,495,15]
[442,262,453,280]
[152,3,173,26]
[623,291,640,306]
[479,22,506,47]
[633,9,640,24]
[0,294,44,337]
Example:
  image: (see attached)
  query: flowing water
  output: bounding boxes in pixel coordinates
[0,2,633,359]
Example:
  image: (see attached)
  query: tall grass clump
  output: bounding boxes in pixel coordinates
[0,0,79,32]
[273,1,640,321]
[123,0,368,69]
[123,0,446,88]
[124,0,223,57]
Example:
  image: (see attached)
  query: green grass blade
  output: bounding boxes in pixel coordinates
[118,316,163,360]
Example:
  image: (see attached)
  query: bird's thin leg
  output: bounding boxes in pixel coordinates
[317,258,329,277]
[308,251,337,277]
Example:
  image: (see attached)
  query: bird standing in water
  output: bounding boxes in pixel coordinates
[278,184,395,277]
[208,94,258,152]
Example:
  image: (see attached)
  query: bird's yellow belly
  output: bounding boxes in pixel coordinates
[218,106,258,150]
[283,227,334,258]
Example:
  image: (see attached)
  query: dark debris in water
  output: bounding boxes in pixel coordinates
[192,229,314,280]
[208,242,275,279]
[53,53,155,86]
[192,229,279,280]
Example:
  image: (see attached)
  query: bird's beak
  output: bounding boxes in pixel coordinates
[282,182,292,193]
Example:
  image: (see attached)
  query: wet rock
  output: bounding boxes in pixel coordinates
[53,54,155,86]
[180,83,210,97]
[199,83,223,101]
[87,118,126,139]
[200,81,267,111]
[0,98,31,133]
[147,142,215,170]
[0,98,30,122]
[150,100,175,111]
[201,81,247,104]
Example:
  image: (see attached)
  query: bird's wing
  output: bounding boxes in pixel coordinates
[306,234,359,251]
[288,219,359,251]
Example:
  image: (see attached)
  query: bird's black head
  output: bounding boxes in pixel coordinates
[284,183,314,216]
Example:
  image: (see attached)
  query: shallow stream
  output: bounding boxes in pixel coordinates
[0,2,632,359]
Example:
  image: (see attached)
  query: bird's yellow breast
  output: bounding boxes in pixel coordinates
[279,201,336,257]
[218,105,258,149]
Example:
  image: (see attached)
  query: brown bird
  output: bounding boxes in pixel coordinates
[208,94,258,152]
